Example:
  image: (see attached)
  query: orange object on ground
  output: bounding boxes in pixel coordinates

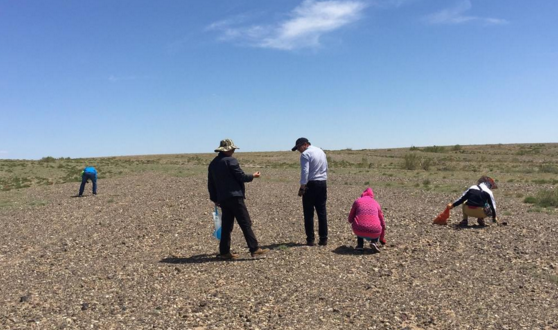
[433,206,451,225]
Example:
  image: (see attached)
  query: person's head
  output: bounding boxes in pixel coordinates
[291,137,310,153]
[478,175,498,189]
[215,138,238,155]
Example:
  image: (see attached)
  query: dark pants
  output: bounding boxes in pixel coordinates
[79,172,97,196]
[302,180,328,242]
[357,237,379,248]
[219,197,259,254]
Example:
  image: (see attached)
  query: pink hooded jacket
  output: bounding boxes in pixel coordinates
[348,188,385,240]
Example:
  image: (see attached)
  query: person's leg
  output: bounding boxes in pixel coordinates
[219,200,236,255]
[91,174,97,195]
[477,218,486,226]
[78,175,87,196]
[302,188,316,244]
[459,204,469,227]
[314,181,328,244]
[356,237,364,249]
[231,198,259,252]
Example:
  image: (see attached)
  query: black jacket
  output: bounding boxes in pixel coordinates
[208,152,254,203]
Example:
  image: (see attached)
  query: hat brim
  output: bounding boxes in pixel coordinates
[215,146,238,152]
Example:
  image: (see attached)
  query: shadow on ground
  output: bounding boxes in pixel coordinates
[160,242,306,264]
[332,245,380,255]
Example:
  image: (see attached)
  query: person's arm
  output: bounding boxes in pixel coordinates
[348,201,357,223]
[486,193,497,220]
[228,158,253,183]
[452,189,470,208]
[378,206,386,245]
[299,153,310,185]
[208,171,217,203]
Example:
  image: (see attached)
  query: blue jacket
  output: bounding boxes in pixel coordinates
[82,167,97,179]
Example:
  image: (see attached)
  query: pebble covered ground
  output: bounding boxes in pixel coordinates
[1,169,557,329]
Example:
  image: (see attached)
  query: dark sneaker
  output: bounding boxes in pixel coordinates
[477,218,486,227]
[458,219,468,227]
[306,239,315,246]
[217,252,239,260]
[318,238,328,246]
[370,242,380,253]
[355,246,364,252]
[251,248,269,257]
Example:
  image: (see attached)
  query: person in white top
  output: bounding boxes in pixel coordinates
[292,137,329,246]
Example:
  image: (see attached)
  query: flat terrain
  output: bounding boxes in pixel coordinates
[1,144,557,329]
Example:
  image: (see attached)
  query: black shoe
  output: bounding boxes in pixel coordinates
[306,240,315,246]
[458,219,468,227]
[318,238,328,246]
[355,245,364,252]
[370,242,380,253]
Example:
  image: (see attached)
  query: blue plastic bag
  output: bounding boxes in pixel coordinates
[212,206,222,240]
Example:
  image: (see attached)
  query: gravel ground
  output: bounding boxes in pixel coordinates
[1,170,557,330]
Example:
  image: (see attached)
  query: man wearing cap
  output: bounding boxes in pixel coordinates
[292,138,329,246]
[208,138,268,259]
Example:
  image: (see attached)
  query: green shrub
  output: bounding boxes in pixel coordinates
[423,145,446,153]
[524,187,558,208]
[452,144,462,151]
[39,156,56,163]
[524,196,537,204]
[403,153,420,170]
[421,158,433,171]
[539,164,558,174]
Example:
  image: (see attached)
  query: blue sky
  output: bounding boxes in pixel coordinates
[1,0,557,159]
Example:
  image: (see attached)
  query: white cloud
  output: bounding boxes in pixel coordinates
[0,150,8,155]
[207,0,367,50]
[424,0,507,25]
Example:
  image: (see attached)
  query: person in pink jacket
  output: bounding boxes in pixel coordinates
[348,187,386,253]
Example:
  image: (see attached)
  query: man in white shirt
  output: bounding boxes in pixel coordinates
[292,138,329,246]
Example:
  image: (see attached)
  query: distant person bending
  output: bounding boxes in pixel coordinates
[348,187,386,253]
[449,176,499,227]
[292,137,329,246]
[208,139,268,260]
[79,166,97,196]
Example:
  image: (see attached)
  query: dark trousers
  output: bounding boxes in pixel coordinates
[302,180,328,242]
[79,173,97,196]
[357,237,379,248]
[219,197,259,254]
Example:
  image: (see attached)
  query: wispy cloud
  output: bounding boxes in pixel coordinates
[0,150,8,155]
[424,0,507,25]
[207,0,368,50]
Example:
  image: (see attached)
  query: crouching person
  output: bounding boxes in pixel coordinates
[348,187,386,253]
[449,176,499,227]
[79,166,97,197]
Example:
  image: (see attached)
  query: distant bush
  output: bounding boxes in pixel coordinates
[539,164,558,174]
[421,158,433,171]
[524,187,558,208]
[409,146,419,151]
[423,145,446,153]
[452,144,462,151]
[39,156,56,163]
[403,153,420,170]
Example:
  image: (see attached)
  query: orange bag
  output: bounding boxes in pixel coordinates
[433,206,451,225]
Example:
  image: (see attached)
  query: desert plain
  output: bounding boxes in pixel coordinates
[1,143,557,329]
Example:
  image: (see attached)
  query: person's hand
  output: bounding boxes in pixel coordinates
[214,202,220,207]
[493,216,500,224]
[380,237,387,245]
[253,171,261,178]
[298,185,306,197]
[447,203,453,209]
